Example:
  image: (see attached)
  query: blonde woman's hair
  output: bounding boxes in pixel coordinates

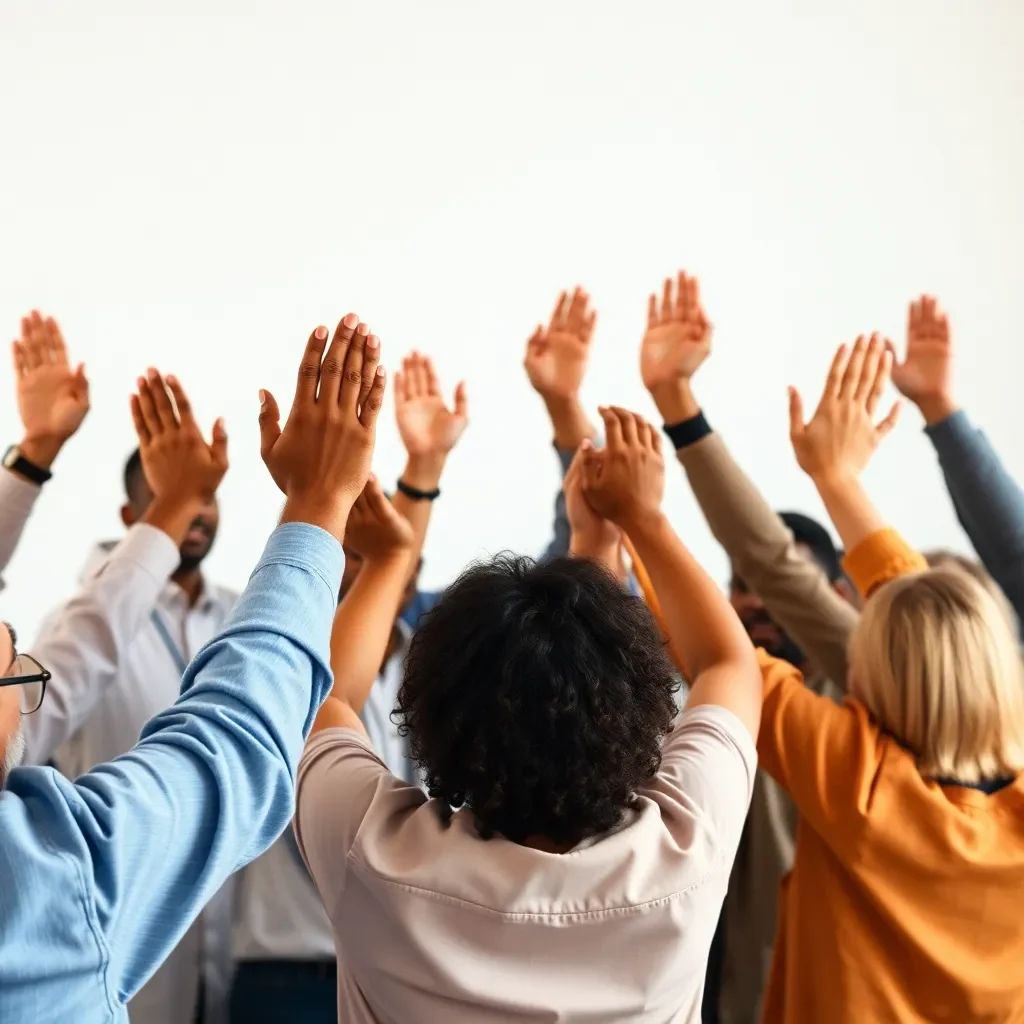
[849,566,1024,783]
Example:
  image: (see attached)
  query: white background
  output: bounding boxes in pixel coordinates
[1,0,1022,639]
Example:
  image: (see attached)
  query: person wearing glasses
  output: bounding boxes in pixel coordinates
[0,315,387,1024]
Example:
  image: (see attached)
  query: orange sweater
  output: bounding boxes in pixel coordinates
[757,529,1024,1023]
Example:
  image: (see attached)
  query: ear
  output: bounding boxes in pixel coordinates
[120,504,136,529]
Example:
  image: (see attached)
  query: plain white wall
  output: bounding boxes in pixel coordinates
[1,0,1023,640]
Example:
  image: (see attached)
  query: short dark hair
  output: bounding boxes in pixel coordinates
[779,511,841,582]
[123,448,145,504]
[395,554,679,847]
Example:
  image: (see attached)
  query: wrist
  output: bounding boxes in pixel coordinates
[809,469,859,495]
[142,494,206,546]
[17,435,65,471]
[280,494,356,544]
[648,380,699,425]
[618,507,670,545]
[400,453,446,492]
[915,394,958,427]
[542,394,596,450]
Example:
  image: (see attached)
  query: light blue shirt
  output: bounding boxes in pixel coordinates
[0,522,342,1024]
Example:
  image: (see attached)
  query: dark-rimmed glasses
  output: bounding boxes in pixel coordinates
[1,653,50,714]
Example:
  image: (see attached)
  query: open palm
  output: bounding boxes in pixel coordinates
[524,287,596,400]
[890,295,951,403]
[640,272,711,391]
[395,352,468,458]
[14,312,90,443]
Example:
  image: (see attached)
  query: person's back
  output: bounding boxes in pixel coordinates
[296,409,766,1023]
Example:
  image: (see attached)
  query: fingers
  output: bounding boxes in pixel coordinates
[787,386,806,439]
[823,344,850,402]
[647,293,658,331]
[129,394,151,446]
[453,380,468,421]
[325,314,362,407]
[146,368,177,427]
[876,399,902,439]
[566,287,589,336]
[338,321,370,413]
[550,291,568,331]
[358,333,381,411]
[359,365,387,429]
[295,324,330,406]
[661,278,673,322]
[618,409,640,446]
[135,376,165,436]
[599,406,624,450]
[580,439,604,490]
[407,352,429,397]
[46,317,67,367]
[258,388,282,462]
[21,313,46,369]
[853,334,884,404]
[164,375,198,430]
[364,474,393,518]
[11,341,25,378]
[583,309,597,343]
[423,356,442,397]
[837,336,867,401]
[865,341,892,415]
[209,417,229,470]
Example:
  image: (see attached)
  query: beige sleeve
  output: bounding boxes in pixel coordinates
[675,432,857,689]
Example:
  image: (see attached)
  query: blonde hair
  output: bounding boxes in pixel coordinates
[849,566,1024,783]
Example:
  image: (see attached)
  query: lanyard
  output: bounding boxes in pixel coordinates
[149,610,188,676]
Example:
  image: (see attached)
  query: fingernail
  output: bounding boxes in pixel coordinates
[167,374,177,385]
[343,313,359,328]
[581,438,593,450]
[367,334,379,350]
[147,367,159,379]
[376,366,386,379]
[259,389,267,406]
[356,322,369,336]
[315,325,328,340]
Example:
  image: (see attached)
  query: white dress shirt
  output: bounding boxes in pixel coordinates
[24,530,238,1024]
[232,620,417,966]
[0,470,41,590]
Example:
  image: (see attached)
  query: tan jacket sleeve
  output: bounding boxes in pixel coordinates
[675,432,857,689]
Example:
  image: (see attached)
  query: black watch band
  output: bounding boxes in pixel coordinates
[396,479,440,502]
[3,446,53,485]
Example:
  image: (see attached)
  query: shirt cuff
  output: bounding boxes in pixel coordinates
[100,523,182,585]
[664,411,712,450]
[255,522,345,598]
[554,444,575,474]
[842,528,929,598]
[923,408,972,452]
[0,468,42,514]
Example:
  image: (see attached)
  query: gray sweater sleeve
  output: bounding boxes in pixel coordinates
[925,409,1024,623]
[540,446,576,561]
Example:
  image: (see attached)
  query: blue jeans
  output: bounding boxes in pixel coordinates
[229,959,337,1024]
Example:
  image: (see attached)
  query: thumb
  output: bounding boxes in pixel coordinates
[787,386,805,438]
[210,417,229,468]
[453,381,468,421]
[258,389,281,460]
[75,362,90,400]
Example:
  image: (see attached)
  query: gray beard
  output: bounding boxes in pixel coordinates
[1,723,25,788]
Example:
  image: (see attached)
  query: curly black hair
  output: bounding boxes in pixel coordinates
[394,554,680,847]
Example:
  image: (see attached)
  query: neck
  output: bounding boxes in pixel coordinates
[172,568,204,607]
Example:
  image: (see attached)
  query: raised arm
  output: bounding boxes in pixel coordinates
[581,406,762,739]
[16,313,385,1006]
[392,348,467,573]
[640,271,857,685]
[890,295,1024,622]
[0,311,90,585]
[313,476,415,735]
[23,373,228,765]
[524,287,599,560]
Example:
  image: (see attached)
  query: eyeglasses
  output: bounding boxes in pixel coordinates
[1,653,51,714]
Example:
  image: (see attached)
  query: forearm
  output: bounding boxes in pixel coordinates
[627,512,753,679]
[320,552,410,721]
[812,474,887,554]
[925,408,1024,619]
[570,536,627,583]
[0,470,42,585]
[542,395,596,451]
[393,453,445,572]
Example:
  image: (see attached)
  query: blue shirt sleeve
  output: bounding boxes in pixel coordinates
[1,522,342,1012]
[540,445,576,561]
[925,410,1024,627]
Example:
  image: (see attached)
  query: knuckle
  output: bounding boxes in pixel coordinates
[345,368,362,386]
[298,363,319,381]
[322,358,343,378]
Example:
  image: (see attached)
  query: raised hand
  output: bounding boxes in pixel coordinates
[581,407,665,531]
[130,370,229,503]
[640,271,711,394]
[889,295,955,425]
[788,334,901,483]
[258,313,386,541]
[564,446,622,560]
[12,310,90,468]
[344,476,415,561]
[394,352,467,461]
[524,287,596,401]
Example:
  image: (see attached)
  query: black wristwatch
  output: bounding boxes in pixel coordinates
[3,446,53,485]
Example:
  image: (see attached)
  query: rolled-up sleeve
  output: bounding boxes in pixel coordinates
[0,470,42,591]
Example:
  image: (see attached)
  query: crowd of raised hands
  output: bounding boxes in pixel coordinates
[3,263,1024,1024]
